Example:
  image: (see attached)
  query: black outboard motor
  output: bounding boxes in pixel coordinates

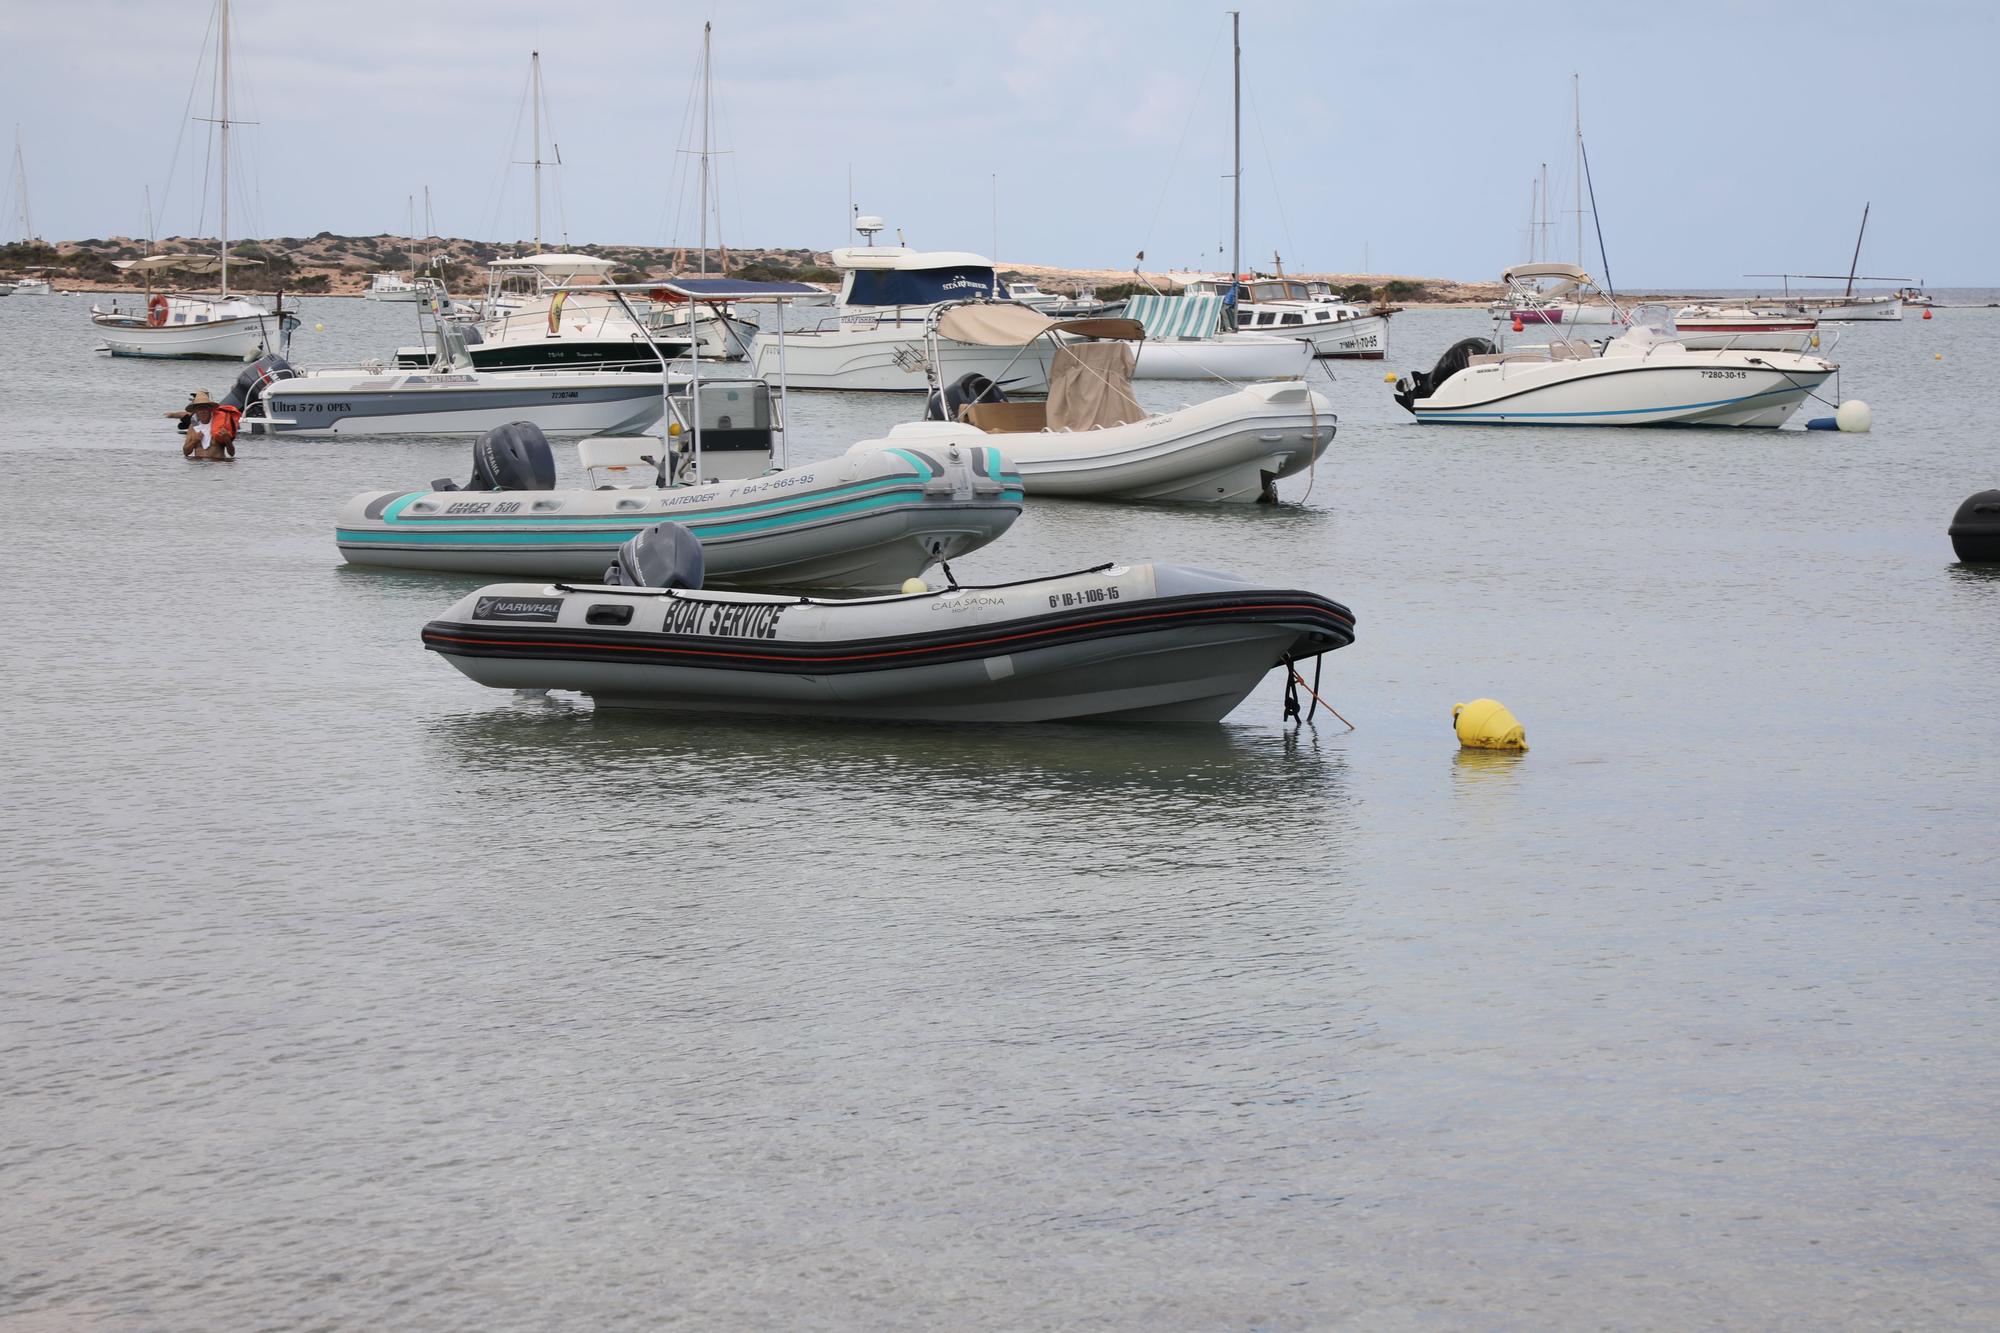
[1949,489,2000,563]
[601,521,705,590]
[1393,337,1496,413]
[924,371,1006,422]
[224,354,298,414]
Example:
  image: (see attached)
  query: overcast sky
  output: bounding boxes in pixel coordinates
[6,0,1994,285]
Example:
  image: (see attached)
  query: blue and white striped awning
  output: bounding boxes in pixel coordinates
[1124,293,1224,340]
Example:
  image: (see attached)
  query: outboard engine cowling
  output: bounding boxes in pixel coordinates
[470,421,556,492]
[1394,337,1496,412]
[925,372,1006,422]
[225,355,298,413]
[602,521,705,590]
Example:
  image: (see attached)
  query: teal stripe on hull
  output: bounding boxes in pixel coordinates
[339,486,1024,546]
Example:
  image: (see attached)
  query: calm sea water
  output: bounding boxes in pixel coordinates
[2,293,1996,1329]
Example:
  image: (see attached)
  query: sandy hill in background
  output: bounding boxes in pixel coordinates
[2,232,1501,304]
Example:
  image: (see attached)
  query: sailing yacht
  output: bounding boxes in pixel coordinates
[1749,204,1910,322]
[4,128,45,294]
[1490,262,1625,328]
[88,0,295,360]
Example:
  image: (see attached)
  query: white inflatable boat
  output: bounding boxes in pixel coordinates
[422,524,1356,723]
[338,405,1022,591]
[855,302,1334,503]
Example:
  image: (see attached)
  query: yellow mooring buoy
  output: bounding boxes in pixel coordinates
[1454,698,1528,751]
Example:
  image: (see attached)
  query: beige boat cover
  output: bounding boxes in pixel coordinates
[1047,341,1145,431]
[936,302,1057,347]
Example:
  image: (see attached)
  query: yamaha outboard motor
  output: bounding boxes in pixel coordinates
[1393,337,1496,413]
[224,355,298,413]
[924,372,1006,422]
[601,521,705,590]
[471,421,557,491]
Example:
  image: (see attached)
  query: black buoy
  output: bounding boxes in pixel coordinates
[1949,490,2000,563]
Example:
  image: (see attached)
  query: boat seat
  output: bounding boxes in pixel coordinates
[960,401,1049,434]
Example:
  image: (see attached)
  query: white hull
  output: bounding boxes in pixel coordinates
[1129,336,1312,381]
[1674,328,1816,353]
[750,324,1055,393]
[1407,355,1833,427]
[1803,296,1902,322]
[1293,313,1390,359]
[337,446,1022,589]
[864,380,1334,504]
[1498,301,1625,328]
[248,369,670,437]
[9,278,51,296]
[92,311,279,360]
[364,289,422,303]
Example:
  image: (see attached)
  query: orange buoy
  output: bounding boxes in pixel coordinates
[1512,318,1524,333]
[1923,308,1933,319]
[146,293,169,327]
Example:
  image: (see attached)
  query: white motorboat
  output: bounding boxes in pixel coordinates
[1490,261,1626,328]
[1005,281,1121,318]
[1395,305,1836,427]
[8,275,51,296]
[856,301,1332,503]
[1895,285,1935,309]
[745,217,1053,393]
[364,271,422,302]
[394,253,747,371]
[1120,293,1312,380]
[1176,274,1392,359]
[1672,304,1818,353]
[421,523,1358,723]
[236,324,669,438]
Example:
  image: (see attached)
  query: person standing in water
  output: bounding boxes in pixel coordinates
[170,391,240,460]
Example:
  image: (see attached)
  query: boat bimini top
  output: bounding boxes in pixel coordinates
[924,300,1149,432]
[1498,261,1604,300]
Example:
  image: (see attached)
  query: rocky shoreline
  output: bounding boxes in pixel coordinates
[4,231,1513,305]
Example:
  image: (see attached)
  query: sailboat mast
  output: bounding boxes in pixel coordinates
[13,128,31,241]
[1539,163,1548,261]
[1230,10,1241,328]
[1572,74,1581,270]
[1845,202,1869,298]
[220,0,231,297]
[698,22,711,276]
[531,52,543,252]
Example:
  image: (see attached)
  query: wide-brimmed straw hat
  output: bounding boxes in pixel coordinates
[164,390,217,418]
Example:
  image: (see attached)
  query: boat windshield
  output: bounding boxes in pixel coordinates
[1629,304,1678,337]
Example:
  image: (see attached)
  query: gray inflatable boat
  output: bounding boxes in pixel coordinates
[421,524,1355,723]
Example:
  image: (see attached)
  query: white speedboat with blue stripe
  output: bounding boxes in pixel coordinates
[1395,305,1836,427]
